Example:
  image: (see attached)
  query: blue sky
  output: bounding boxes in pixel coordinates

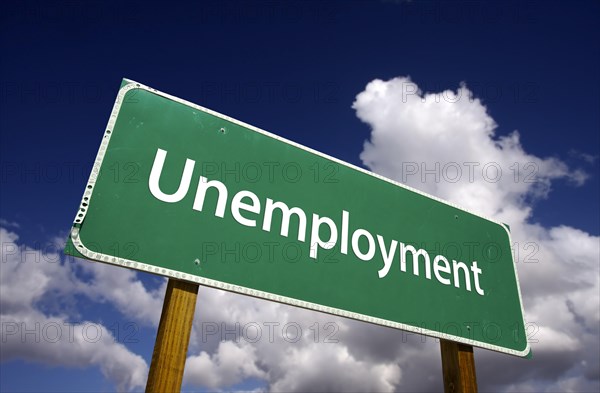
[1,1,599,392]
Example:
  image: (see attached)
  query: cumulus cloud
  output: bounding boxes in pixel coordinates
[0,227,159,391]
[354,77,587,221]
[182,284,408,392]
[353,76,599,392]
[76,258,167,327]
[270,344,401,393]
[184,341,267,389]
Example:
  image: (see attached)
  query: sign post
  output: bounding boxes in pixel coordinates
[440,340,478,393]
[145,279,199,393]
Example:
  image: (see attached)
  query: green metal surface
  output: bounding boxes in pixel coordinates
[65,79,529,356]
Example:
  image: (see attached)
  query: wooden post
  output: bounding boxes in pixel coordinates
[146,278,199,393]
[440,339,478,393]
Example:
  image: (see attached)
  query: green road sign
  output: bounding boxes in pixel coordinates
[66,79,530,357]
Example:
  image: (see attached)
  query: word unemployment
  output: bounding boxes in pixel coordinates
[149,148,485,296]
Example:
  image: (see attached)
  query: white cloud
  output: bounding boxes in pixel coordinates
[269,344,400,393]
[354,77,587,221]
[352,76,599,392]
[184,341,266,389]
[569,149,599,164]
[1,309,148,392]
[0,227,152,391]
[0,218,20,228]
[182,284,409,392]
[76,259,167,327]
